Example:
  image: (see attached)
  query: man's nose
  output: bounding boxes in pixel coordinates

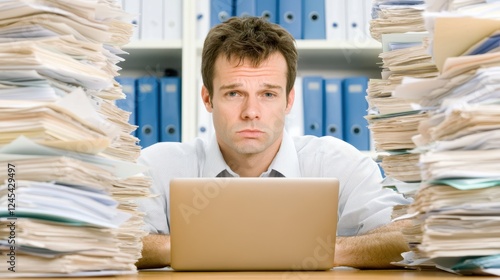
[241,95,261,120]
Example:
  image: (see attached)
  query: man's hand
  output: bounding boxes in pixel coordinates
[136,234,171,269]
[333,220,411,269]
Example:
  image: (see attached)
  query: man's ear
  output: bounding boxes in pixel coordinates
[285,87,295,114]
[201,85,213,112]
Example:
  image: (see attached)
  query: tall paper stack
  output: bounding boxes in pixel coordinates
[367,0,440,270]
[367,0,438,204]
[0,0,150,277]
[391,0,500,275]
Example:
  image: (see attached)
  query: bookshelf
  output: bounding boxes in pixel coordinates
[120,0,383,143]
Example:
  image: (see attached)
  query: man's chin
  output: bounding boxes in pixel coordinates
[233,140,266,155]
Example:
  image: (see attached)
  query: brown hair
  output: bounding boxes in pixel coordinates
[201,17,298,101]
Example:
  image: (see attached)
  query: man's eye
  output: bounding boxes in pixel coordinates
[227,91,238,97]
[264,92,275,98]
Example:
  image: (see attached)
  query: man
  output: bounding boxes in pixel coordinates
[135,17,410,269]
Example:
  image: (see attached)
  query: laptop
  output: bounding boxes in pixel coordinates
[169,177,339,271]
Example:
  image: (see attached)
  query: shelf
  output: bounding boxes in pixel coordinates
[193,39,382,70]
[119,40,183,71]
[295,40,382,71]
[120,39,382,72]
[124,40,183,49]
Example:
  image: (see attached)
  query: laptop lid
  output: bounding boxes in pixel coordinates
[170,177,339,271]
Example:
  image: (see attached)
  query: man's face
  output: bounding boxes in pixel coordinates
[202,52,294,157]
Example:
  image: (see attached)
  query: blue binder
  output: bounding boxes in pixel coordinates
[302,76,324,137]
[235,0,256,18]
[303,0,326,39]
[115,76,136,128]
[256,0,277,23]
[159,77,181,142]
[278,0,302,39]
[342,76,369,150]
[136,76,160,148]
[324,78,343,139]
[210,0,234,27]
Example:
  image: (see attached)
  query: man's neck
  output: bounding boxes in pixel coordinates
[220,143,281,177]
[228,153,273,177]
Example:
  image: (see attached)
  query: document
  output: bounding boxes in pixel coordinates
[416,105,500,147]
[432,15,500,71]
[451,254,500,276]
[419,149,500,180]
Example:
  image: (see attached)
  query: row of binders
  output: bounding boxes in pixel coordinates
[115,76,182,148]
[119,0,374,42]
[294,76,370,151]
[120,0,181,41]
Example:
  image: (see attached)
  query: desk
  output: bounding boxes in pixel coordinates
[4,269,500,280]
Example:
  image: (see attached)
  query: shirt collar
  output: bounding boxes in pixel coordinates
[202,133,232,177]
[201,130,302,178]
[266,129,302,178]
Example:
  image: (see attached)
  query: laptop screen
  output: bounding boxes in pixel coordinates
[170,177,339,271]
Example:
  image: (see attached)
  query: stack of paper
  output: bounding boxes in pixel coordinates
[0,0,150,277]
[380,152,422,182]
[368,1,443,270]
[408,180,500,262]
[391,1,500,275]
[366,37,438,183]
[370,0,427,41]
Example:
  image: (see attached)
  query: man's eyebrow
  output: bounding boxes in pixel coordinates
[219,83,283,91]
[219,83,242,90]
[262,83,282,90]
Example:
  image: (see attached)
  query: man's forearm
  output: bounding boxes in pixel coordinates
[136,234,171,269]
[333,220,410,269]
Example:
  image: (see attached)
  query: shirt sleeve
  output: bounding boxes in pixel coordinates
[336,150,410,236]
[306,137,411,236]
[136,145,172,234]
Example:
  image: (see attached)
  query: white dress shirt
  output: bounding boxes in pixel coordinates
[137,130,410,236]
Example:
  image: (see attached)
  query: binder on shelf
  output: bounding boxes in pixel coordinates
[159,77,181,142]
[346,0,366,42]
[302,76,324,137]
[278,0,302,39]
[235,0,256,18]
[303,0,326,39]
[140,0,163,40]
[285,76,304,137]
[115,76,137,128]
[364,0,373,42]
[163,0,182,40]
[210,0,234,28]
[342,76,369,151]
[136,76,160,148]
[324,78,343,140]
[122,0,141,41]
[197,0,211,40]
[256,0,277,23]
[197,78,214,142]
[325,0,347,41]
